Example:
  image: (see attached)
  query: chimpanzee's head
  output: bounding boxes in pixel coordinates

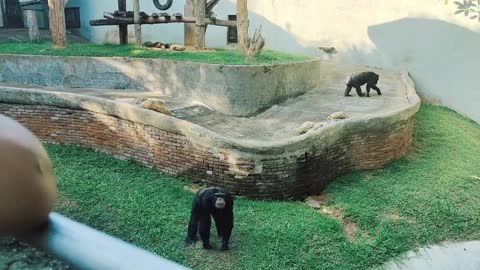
[213,192,226,209]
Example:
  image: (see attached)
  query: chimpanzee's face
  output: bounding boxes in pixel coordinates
[214,193,226,209]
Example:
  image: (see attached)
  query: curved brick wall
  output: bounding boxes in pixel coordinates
[0,71,420,199]
[0,103,415,199]
[0,96,420,199]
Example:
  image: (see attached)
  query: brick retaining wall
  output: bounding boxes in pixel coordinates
[0,103,414,199]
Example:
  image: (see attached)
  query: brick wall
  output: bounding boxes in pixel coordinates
[0,103,414,199]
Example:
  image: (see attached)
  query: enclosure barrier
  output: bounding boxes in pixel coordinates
[20,213,189,270]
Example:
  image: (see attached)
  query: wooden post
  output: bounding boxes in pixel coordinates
[236,0,249,54]
[24,10,40,42]
[118,0,128,45]
[133,0,142,46]
[195,0,206,50]
[184,0,196,46]
[48,0,66,48]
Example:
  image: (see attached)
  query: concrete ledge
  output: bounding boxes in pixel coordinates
[0,54,321,116]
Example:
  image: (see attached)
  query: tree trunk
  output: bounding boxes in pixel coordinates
[195,0,206,50]
[133,0,142,46]
[118,0,128,45]
[48,0,66,48]
[236,0,248,54]
[184,0,196,46]
[24,10,40,42]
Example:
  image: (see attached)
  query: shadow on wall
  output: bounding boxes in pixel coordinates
[365,18,480,123]
[201,0,307,52]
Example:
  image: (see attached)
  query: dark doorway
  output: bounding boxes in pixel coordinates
[4,0,24,28]
[227,15,237,44]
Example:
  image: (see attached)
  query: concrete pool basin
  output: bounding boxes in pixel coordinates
[0,56,420,199]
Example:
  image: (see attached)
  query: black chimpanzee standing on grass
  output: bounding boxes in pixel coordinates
[344,71,382,97]
[185,187,234,251]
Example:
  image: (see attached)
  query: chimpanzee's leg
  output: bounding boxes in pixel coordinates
[212,212,223,237]
[371,85,382,95]
[344,85,353,96]
[198,214,212,249]
[355,86,365,97]
[366,85,371,97]
[185,202,199,246]
[220,211,234,251]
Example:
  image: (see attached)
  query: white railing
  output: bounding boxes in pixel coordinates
[20,213,190,270]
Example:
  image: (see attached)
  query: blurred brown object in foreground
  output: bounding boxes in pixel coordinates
[0,114,57,235]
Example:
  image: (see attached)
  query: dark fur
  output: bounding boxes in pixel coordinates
[185,187,234,251]
[344,71,382,97]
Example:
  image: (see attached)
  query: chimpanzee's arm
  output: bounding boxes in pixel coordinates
[185,198,201,245]
[345,85,353,96]
[220,195,234,251]
[198,213,213,249]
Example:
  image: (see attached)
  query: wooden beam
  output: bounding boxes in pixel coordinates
[195,0,206,50]
[118,0,128,45]
[133,0,142,46]
[20,0,48,7]
[24,10,40,42]
[236,0,249,54]
[94,14,236,27]
[48,0,67,48]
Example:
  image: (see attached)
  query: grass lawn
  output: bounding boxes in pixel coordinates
[49,105,480,270]
[0,42,309,65]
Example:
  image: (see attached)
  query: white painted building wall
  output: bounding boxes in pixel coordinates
[66,0,480,123]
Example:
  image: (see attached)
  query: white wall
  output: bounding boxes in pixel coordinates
[244,0,480,123]
[67,0,480,123]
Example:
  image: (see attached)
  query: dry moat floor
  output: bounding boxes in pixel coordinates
[0,66,411,143]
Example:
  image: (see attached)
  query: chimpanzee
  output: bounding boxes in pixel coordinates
[185,187,234,251]
[344,71,382,97]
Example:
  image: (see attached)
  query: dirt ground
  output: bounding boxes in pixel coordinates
[0,28,88,43]
[0,238,71,270]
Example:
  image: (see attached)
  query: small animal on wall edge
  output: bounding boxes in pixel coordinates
[344,71,382,97]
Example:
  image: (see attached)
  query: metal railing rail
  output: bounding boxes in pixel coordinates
[20,212,190,270]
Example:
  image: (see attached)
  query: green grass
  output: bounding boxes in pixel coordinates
[48,105,480,270]
[0,42,309,65]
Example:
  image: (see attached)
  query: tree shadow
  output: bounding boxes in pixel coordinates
[364,18,480,122]
[205,0,306,52]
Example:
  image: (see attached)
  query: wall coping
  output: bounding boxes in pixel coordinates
[0,53,317,67]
